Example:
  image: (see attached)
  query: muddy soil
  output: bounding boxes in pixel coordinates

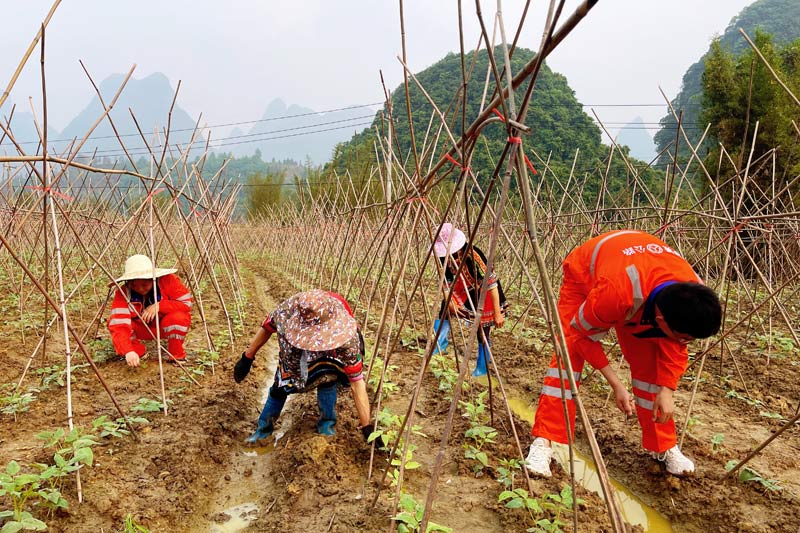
[1,259,798,532]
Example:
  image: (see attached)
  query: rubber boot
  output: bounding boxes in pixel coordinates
[472,342,489,377]
[433,319,450,354]
[317,384,337,436]
[246,389,285,444]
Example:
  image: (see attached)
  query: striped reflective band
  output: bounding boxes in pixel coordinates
[110,308,129,316]
[166,334,184,340]
[541,385,573,400]
[577,302,593,331]
[588,330,608,341]
[177,293,193,308]
[631,378,659,393]
[109,318,131,326]
[635,396,654,410]
[545,368,582,383]
[163,324,189,333]
[625,264,644,319]
[589,230,639,277]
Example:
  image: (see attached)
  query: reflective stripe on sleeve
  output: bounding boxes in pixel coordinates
[625,264,644,319]
[577,303,593,331]
[109,318,131,326]
[541,385,573,400]
[588,330,608,341]
[545,368,582,383]
[163,324,189,333]
[110,308,130,316]
[631,378,660,393]
[635,396,654,410]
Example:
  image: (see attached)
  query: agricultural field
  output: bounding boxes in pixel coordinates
[3,1,800,532]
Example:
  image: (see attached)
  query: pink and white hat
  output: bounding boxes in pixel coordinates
[433,223,466,257]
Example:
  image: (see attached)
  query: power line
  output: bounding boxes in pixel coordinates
[6,102,385,146]
[5,101,685,148]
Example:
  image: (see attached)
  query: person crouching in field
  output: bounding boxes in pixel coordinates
[525,230,721,477]
[432,223,507,377]
[233,289,372,443]
[107,254,193,367]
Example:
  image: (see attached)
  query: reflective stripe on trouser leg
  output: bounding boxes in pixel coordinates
[631,377,677,453]
[161,312,191,358]
[531,353,584,444]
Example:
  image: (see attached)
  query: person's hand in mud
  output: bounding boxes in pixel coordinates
[653,386,675,423]
[598,365,633,416]
[612,384,635,416]
[141,303,159,323]
[125,350,141,367]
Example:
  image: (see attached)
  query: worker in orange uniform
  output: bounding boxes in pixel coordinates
[107,254,193,366]
[525,230,721,477]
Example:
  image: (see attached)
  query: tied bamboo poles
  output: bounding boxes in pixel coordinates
[252,13,800,533]
[1,11,246,515]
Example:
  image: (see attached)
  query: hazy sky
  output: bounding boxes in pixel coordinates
[2,0,754,143]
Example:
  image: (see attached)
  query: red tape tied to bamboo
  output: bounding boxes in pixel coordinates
[26,186,73,202]
[492,108,507,122]
[722,220,748,243]
[444,153,470,173]
[146,187,166,201]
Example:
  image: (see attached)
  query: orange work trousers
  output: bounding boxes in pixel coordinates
[531,274,677,453]
[129,312,191,359]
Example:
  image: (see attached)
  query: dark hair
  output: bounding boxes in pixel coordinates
[655,282,721,339]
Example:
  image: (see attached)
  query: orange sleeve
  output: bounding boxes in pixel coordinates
[108,289,134,355]
[565,277,631,370]
[654,341,688,390]
[156,275,192,314]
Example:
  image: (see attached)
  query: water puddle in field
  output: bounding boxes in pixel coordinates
[205,329,282,531]
[210,503,260,532]
[502,394,673,532]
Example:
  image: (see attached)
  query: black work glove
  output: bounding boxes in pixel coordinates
[361,424,386,450]
[233,352,254,383]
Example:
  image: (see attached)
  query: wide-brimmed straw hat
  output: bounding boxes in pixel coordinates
[277,289,357,351]
[114,254,177,284]
[433,223,466,257]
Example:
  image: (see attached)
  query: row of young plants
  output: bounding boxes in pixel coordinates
[0,414,151,532]
[365,340,585,532]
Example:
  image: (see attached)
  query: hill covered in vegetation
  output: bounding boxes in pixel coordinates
[654,0,800,159]
[326,46,655,201]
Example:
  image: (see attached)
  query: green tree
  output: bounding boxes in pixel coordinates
[246,170,285,218]
[700,31,800,189]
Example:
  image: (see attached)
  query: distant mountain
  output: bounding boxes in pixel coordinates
[58,72,198,159]
[223,98,373,165]
[654,0,800,160]
[616,117,657,162]
[0,111,59,154]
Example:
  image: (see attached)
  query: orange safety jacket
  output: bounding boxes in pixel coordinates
[107,274,193,355]
[562,230,700,390]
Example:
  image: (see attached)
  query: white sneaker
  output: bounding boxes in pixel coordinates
[525,437,553,477]
[653,445,695,476]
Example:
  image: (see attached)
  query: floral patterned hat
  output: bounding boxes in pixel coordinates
[277,289,357,351]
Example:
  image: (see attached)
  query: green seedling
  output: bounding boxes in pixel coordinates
[131,398,168,413]
[711,433,725,454]
[459,391,488,427]
[725,461,782,493]
[393,492,452,533]
[0,390,38,421]
[121,513,150,533]
[496,458,523,490]
[463,425,497,475]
